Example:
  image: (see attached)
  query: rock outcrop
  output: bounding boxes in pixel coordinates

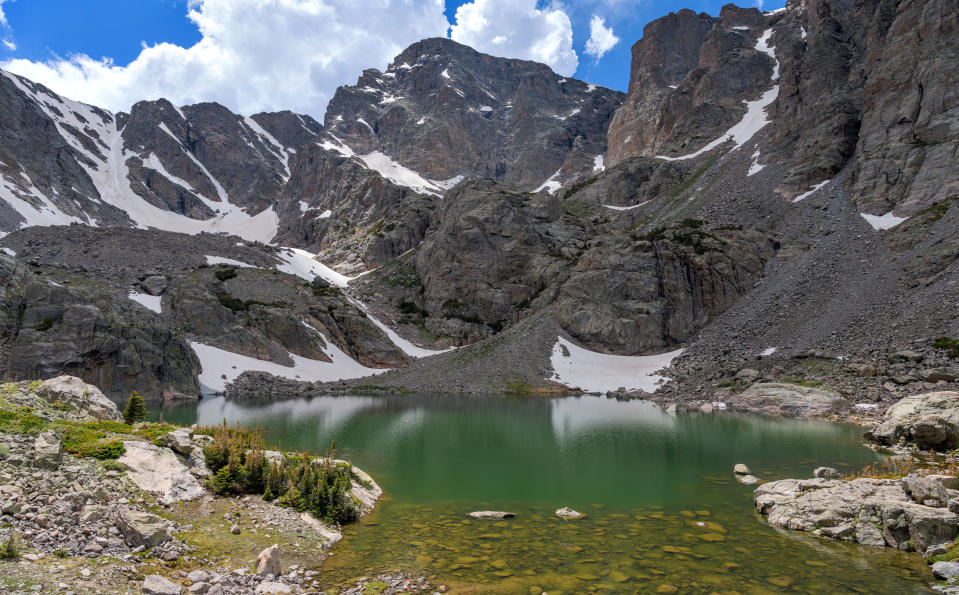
[117,441,205,505]
[727,382,849,417]
[755,476,959,554]
[866,391,959,450]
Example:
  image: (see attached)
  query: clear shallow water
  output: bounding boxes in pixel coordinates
[157,394,933,593]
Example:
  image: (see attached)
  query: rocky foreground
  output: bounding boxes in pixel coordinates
[751,390,959,591]
[0,377,427,595]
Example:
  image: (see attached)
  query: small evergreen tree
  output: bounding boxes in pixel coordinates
[122,391,147,425]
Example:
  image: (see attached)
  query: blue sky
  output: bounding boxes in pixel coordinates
[0,0,785,116]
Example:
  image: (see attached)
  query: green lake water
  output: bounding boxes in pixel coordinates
[158,394,934,593]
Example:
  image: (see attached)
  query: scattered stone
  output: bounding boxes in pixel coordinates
[733,464,751,475]
[32,432,63,470]
[230,524,241,535]
[813,467,840,479]
[467,511,515,519]
[142,575,182,595]
[739,475,761,485]
[933,561,959,580]
[901,475,949,508]
[256,544,281,577]
[866,391,959,451]
[555,507,586,520]
[255,583,292,594]
[890,350,924,364]
[115,507,173,548]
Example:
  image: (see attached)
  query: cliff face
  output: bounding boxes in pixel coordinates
[607,0,959,213]
[324,37,623,191]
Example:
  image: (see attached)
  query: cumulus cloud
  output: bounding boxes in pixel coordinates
[450,0,578,76]
[1,0,449,117]
[0,0,8,27]
[584,15,619,62]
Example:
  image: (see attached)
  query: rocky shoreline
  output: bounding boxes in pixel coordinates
[745,390,959,592]
[0,377,406,595]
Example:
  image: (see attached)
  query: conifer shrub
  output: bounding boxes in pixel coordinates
[122,391,147,425]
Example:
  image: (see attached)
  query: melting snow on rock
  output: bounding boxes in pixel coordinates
[861,212,909,231]
[550,336,682,393]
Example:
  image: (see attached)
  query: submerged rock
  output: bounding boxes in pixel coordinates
[467,511,515,520]
[733,464,751,475]
[739,475,761,486]
[555,507,586,519]
[866,391,959,451]
[754,477,959,554]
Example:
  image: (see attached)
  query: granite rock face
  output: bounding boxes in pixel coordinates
[755,477,959,554]
[0,253,200,400]
[324,37,623,191]
[866,391,959,450]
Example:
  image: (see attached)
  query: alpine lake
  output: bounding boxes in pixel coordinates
[157,394,934,594]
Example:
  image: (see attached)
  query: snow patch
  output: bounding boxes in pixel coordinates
[479,105,493,112]
[191,339,384,394]
[854,403,879,410]
[347,298,452,359]
[759,347,777,356]
[128,291,162,314]
[861,211,909,231]
[593,155,605,172]
[275,248,351,287]
[586,84,596,92]
[1,247,15,257]
[792,180,830,202]
[657,29,779,161]
[317,209,333,219]
[747,149,765,176]
[733,26,750,30]
[603,201,649,211]
[205,255,256,268]
[550,336,683,393]
[534,169,563,195]
[440,68,451,80]
[298,201,310,213]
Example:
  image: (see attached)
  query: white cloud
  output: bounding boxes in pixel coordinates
[0,0,449,117]
[450,0,578,76]
[2,39,13,51]
[0,0,8,27]
[584,15,619,62]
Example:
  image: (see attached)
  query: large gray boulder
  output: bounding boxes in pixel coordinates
[36,376,122,422]
[754,477,959,554]
[727,383,849,417]
[32,432,62,470]
[115,507,173,548]
[142,575,181,595]
[117,441,205,505]
[256,544,281,577]
[866,391,959,450]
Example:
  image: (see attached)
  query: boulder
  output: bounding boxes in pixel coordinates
[32,432,62,469]
[255,583,292,594]
[901,475,949,508]
[866,391,959,450]
[754,478,959,554]
[257,544,281,577]
[733,464,751,475]
[923,368,959,384]
[933,561,959,580]
[164,428,194,455]
[115,507,172,548]
[739,475,761,486]
[846,363,878,378]
[735,369,761,383]
[143,575,181,595]
[467,511,515,520]
[813,467,840,479]
[36,376,122,422]
[555,507,586,520]
[186,570,210,584]
[890,350,924,363]
[727,383,849,417]
[118,441,205,505]
[140,275,169,296]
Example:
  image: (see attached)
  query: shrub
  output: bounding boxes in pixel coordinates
[122,391,147,425]
[200,421,359,525]
[214,268,238,282]
[0,535,19,560]
[933,337,959,359]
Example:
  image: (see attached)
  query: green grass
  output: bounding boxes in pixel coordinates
[781,377,824,388]
[929,543,959,564]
